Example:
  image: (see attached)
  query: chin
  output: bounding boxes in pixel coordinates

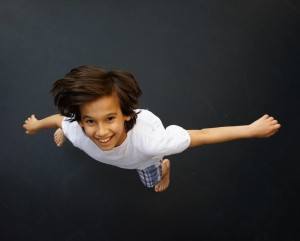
[99,146,112,151]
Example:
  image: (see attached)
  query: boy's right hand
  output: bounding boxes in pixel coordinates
[23,114,40,135]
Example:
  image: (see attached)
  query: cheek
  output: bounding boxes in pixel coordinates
[109,122,126,135]
[81,125,96,136]
[81,126,94,136]
[111,122,123,131]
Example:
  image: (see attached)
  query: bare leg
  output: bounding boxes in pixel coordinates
[154,159,170,192]
[54,128,65,147]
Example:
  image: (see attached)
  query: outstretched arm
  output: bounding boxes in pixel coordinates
[187,114,281,148]
[23,114,65,135]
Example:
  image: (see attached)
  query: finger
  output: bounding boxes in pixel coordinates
[271,120,278,124]
[262,114,269,119]
[267,132,275,138]
[268,116,274,121]
[270,128,279,136]
[275,124,281,128]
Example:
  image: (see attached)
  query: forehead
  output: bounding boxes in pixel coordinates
[80,93,121,118]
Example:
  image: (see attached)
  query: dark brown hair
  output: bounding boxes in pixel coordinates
[50,65,142,132]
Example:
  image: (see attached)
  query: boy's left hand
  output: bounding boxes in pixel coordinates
[248,114,281,138]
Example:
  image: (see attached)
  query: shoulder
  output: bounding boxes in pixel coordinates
[131,109,165,154]
[61,117,86,146]
[135,108,163,129]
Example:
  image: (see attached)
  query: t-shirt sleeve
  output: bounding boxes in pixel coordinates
[61,117,84,146]
[136,124,191,157]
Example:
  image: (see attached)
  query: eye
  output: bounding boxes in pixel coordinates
[107,116,115,122]
[86,120,94,124]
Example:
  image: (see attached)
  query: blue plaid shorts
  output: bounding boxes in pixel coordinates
[136,159,163,188]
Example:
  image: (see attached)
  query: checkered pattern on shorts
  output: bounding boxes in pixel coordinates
[136,159,163,188]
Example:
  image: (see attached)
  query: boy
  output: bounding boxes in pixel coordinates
[22,65,281,192]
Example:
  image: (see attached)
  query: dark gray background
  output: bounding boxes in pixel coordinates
[1,0,299,240]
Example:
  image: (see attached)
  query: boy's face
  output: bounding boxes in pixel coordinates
[79,92,131,151]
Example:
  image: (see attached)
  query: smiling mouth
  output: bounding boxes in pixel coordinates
[98,135,113,144]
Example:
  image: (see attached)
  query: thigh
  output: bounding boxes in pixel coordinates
[136,159,163,188]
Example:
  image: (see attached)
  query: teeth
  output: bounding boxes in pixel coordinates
[99,137,111,143]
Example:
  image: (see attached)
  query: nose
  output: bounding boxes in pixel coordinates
[95,124,109,138]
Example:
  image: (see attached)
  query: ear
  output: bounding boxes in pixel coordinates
[125,116,131,121]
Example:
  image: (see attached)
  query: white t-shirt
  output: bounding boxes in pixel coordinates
[61,109,191,170]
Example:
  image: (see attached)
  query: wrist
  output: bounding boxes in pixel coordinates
[35,120,43,131]
[246,124,256,138]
